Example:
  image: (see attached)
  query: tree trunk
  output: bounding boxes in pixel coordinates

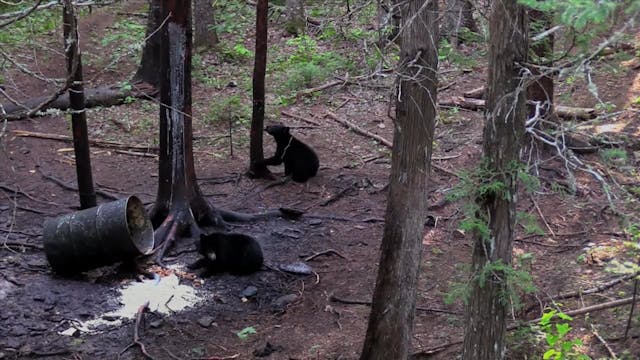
[150,0,226,263]
[193,0,218,50]
[462,1,527,359]
[133,0,163,88]
[444,0,478,45]
[63,0,97,209]
[359,0,438,359]
[247,0,271,178]
[527,9,554,118]
[284,0,305,36]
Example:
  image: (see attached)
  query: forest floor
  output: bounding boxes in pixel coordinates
[1,1,640,359]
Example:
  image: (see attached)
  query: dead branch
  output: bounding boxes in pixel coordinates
[36,166,119,201]
[463,86,485,99]
[2,240,44,250]
[325,111,392,148]
[118,301,154,360]
[13,130,159,152]
[554,273,638,301]
[114,150,159,159]
[0,0,114,21]
[591,324,618,359]
[439,96,596,120]
[319,183,356,207]
[304,249,348,261]
[0,0,44,28]
[2,83,158,121]
[0,184,60,206]
[296,79,343,99]
[281,110,321,126]
[329,294,459,315]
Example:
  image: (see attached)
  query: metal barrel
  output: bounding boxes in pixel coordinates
[43,195,154,274]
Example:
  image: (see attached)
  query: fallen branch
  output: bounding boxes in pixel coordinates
[591,324,618,359]
[37,167,119,201]
[320,183,356,207]
[13,130,159,152]
[329,294,459,315]
[325,111,392,148]
[439,95,596,120]
[554,273,638,301]
[2,240,44,250]
[304,249,348,262]
[281,110,321,126]
[118,301,154,360]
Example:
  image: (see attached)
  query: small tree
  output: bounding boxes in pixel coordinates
[247,0,271,179]
[63,0,97,209]
[359,0,439,358]
[461,0,528,359]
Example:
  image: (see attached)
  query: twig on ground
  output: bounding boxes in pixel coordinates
[2,240,44,250]
[37,167,119,201]
[591,324,618,359]
[304,249,348,262]
[532,196,555,237]
[118,301,154,360]
[14,130,159,152]
[320,183,356,207]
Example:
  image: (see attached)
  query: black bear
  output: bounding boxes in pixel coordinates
[259,124,319,183]
[188,232,263,276]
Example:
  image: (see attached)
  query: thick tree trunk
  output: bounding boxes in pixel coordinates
[247,0,271,178]
[284,0,305,36]
[193,0,218,49]
[133,0,163,88]
[527,9,554,118]
[63,0,96,209]
[359,1,438,359]
[462,1,528,359]
[150,0,225,263]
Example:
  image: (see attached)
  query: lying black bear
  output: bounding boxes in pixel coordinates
[258,124,319,183]
[188,232,263,276]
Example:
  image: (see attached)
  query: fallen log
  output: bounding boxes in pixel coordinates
[1,83,157,121]
[439,96,596,120]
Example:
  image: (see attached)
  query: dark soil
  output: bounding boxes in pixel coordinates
[1,2,640,359]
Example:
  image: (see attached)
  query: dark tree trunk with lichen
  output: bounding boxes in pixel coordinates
[150,0,226,263]
[248,0,271,178]
[193,0,219,50]
[133,0,163,88]
[63,0,97,209]
[359,0,438,359]
[462,0,528,359]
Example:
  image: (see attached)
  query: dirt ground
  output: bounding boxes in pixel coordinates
[1,1,640,359]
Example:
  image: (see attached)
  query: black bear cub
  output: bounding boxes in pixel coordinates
[260,124,319,183]
[188,232,263,276]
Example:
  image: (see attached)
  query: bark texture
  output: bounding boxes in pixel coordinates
[63,0,96,209]
[133,0,163,87]
[193,0,218,49]
[462,1,528,359]
[527,9,554,118]
[284,0,305,35]
[248,0,270,178]
[443,0,478,45]
[359,1,438,359]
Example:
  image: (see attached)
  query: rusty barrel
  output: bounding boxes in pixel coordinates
[43,195,154,274]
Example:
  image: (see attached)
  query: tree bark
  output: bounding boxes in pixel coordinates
[284,0,305,36]
[133,0,163,88]
[193,0,218,49]
[462,1,528,359]
[150,0,226,263]
[247,0,271,178]
[527,9,554,118]
[359,1,438,359]
[63,0,97,209]
[377,0,401,46]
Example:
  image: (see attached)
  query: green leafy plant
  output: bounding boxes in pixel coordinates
[600,148,627,165]
[236,326,257,340]
[220,43,253,63]
[517,211,546,236]
[538,309,591,360]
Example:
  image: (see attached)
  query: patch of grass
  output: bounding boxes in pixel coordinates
[219,43,253,64]
[439,39,481,68]
[0,7,59,46]
[207,94,250,126]
[600,148,627,165]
